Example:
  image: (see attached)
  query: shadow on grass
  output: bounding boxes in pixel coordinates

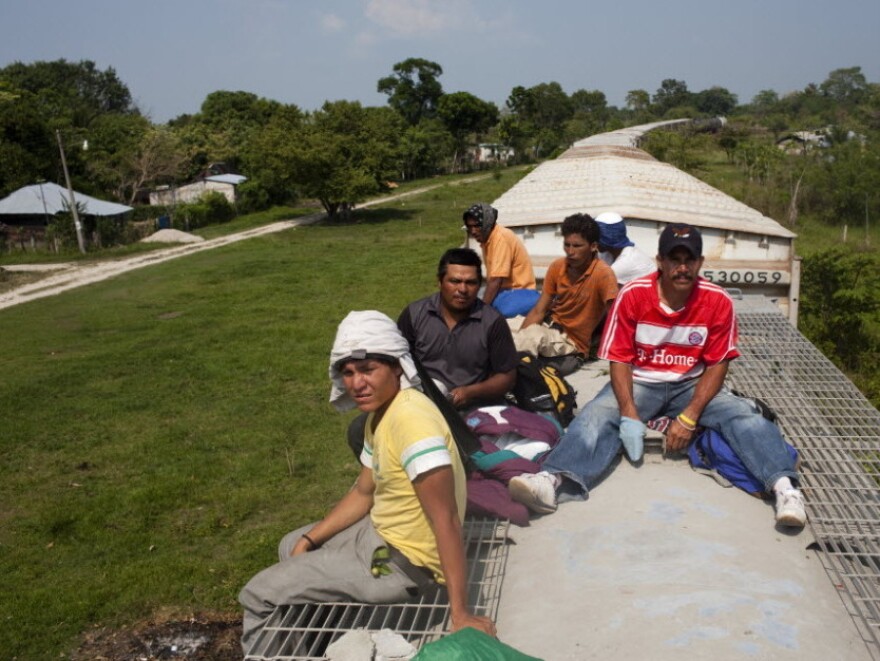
[322,206,419,227]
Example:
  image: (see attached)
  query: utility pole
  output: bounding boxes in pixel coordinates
[56,130,86,254]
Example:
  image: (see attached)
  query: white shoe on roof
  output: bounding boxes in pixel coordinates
[775,489,807,528]
[509,471,558,514]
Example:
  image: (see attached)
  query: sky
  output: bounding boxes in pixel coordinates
[1,0,878,123]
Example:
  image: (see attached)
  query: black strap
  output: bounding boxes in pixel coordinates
[412,358,482,463]
[387,544,435,588]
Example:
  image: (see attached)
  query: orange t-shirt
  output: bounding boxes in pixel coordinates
[544,256,618,355]
[483,225,536,290]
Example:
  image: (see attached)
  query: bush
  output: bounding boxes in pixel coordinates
[235,179,271,214]
[130,205,170,222]
[46,212,79,250]
[176,192,236,230]
[94,217,125,247]
[799,248,880,371]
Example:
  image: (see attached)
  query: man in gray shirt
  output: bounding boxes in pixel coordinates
[398,248,518,410]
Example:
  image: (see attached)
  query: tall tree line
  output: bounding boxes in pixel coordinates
[1,58,878,223]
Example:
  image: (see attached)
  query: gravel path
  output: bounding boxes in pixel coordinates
[0,215,316,310]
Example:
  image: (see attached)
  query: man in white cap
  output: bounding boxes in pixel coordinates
[594,211,655,285]
[239,311,495,655]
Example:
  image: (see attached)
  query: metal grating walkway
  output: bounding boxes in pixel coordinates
[731,300,880,659]
[245,518,510,660]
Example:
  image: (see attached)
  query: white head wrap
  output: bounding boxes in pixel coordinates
[328,310,420,412]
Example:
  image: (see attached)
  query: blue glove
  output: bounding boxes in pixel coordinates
[619,416,647,461]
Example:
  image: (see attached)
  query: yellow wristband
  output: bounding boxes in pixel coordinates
[678,413,697,427]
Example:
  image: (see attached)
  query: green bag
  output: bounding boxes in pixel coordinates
[413,627,542,661]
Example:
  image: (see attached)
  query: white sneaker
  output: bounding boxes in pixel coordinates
[509,472,558,514]
[775,489,807,528]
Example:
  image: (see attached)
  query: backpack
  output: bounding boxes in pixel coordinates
[511,352,578,428]
[688,428,798,495]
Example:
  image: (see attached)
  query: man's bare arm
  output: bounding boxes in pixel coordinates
[413,467,496,637]
[481,277,504,305]
[290,466,374,556]
[520,290,552,329]
[450,369,516,408]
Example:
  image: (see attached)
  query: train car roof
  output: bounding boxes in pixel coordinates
[492,121,796,240]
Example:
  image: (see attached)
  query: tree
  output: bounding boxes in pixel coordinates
[856,83,880,132]
[273,101,402,219]
[437,92,498,138]
[198,90,282,127]
[625,89,651,112]
[169,90,285,176]
[820,66,868,105]
[505,82,573,157]
[397,118,455,179]
[90,124,187,204]
[82,112,150,200]
[694,86,738,116]
[494,114,531,164]
[0,60,140,198]
[506,82,572,131]
[653,78,691,115]
[437,92,499,171]
[804,140,880,226]
[0,59,135,128]
[0,85,55,196]
[751,89,780,114]
[569,89,609,134]
[377,58,444,125]
[242,104,306,205]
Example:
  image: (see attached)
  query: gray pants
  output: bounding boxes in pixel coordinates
[239,516,421,655]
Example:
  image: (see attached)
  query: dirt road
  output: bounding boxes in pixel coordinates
[0,176,491,311]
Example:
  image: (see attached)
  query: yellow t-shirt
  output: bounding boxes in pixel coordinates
[483,225,536,290]
[361,388,467,582]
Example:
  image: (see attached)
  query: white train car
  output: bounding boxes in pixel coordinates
[472,120,800,322]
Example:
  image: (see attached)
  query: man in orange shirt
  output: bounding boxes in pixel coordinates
[515,213,618,373]
[464,203,540,318]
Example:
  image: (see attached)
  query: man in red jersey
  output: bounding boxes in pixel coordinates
[509,224,806,529]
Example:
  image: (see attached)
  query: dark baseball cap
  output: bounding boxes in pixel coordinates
[658,223,702,258]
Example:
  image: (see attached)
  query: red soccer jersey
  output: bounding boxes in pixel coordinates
[598,272,740,383]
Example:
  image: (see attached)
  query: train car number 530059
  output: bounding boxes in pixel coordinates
[702,269,789,285]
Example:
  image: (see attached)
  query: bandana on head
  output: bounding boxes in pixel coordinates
[463,203,498,241]
[595,212,634,250]
[328,310,420,412]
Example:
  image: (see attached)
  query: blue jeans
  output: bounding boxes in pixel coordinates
[543,379,800,500]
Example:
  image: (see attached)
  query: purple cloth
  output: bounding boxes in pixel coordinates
[467,473,532,526]
[464,406,560,445]
[464,410,562,526]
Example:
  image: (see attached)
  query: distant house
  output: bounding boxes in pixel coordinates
[150,173,247,206]
[776,130,832,155]
[0,182,132,228]
[472,143,515,165]
[776,127,866,155]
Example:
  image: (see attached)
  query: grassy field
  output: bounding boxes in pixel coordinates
[0,168,528,659]
[3,147,876,657]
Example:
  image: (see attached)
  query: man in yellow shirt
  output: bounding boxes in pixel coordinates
[239,311,495,655]
[464,203,540,317]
